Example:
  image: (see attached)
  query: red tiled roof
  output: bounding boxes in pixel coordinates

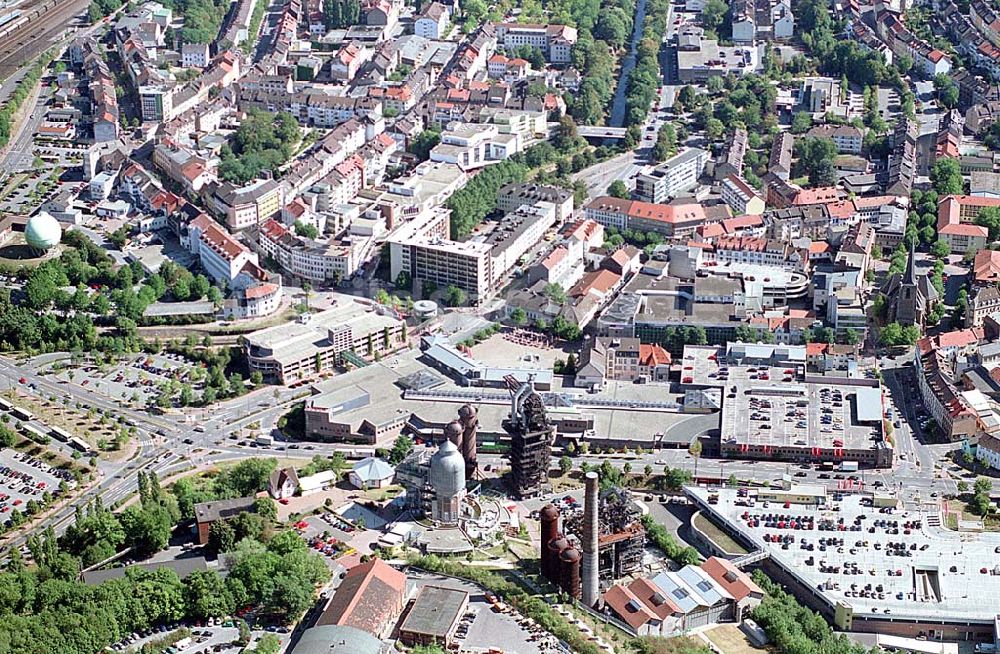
[700,557,764,602]
[571,268,620,297]
[639,343,671,367]
[317,559,406,633]
[974,249,1000,283]
[191,214,247,262]
[806,342,828,356]
[936,328,981,349]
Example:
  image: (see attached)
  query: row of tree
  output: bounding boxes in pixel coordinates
[445,142,568,239]
[752,571,873,654]
[621,0,670,132]
[560,0,637,125]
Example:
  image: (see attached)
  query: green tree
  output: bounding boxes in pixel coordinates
[934,73,959,109]
[120,504,172,557]
[409,128,442,161]
[510,307,528,326]
[701,0,727,31]
[930,158,963,195]
[559,455,572,475]
[607,180,630,199]
[930,239,951,258]
[389,435,414,465]
[797,136,837,187]
[976,206,1000,240]
[253,497,278,523]
[705,118,724,141]
[185,569,235,618]
[791,111,812,134]
[444,285,466,307]
[294,221,319,239]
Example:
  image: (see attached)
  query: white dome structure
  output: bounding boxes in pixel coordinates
[25,212,61,251]
[413,300,438,319]
[429,439,466,524]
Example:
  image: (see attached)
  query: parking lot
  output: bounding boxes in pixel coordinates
[297,511,381,569]
[51,352,208,407]
[0,449,71,522]
[407,571,561,654]
[108,622,290,653]
[691,486,1000,625]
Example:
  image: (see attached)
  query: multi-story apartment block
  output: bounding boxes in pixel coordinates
[937,195,991,255]
[497,183,575,222]
[139,85,172,122]
[720,174,765,215]
[258,219,373,283]
[634,148,708,203]
[584,196,725,239]
[805,124,864,154]
[209,179,284,231]
[181,42,210,67]
[494,23,578,63]
[429,123,522,171]
[414,1,449,38]
[186,213,260,283]
[389,200,558,303]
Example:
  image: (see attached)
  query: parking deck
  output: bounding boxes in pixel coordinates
[688,486,1000,626]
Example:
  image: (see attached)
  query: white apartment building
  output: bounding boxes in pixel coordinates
[497,182,575,223]
[634,148,708,203]
[720,174,765,215]
[181,42,209,67]
[388,201,558,303]
[494,23,578,63]
[429,123,522,171]
[187,214,260,283]
[258,218,374,283]
[805,124,864,155]
[139,85,172,122]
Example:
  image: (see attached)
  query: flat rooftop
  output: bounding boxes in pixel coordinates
[680,346,882,452]
[688,486,1000,624]
[306,349,699,444]
[399,584,468,639]
[719,381,882,452]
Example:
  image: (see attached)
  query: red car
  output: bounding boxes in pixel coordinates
[18,377,25,384]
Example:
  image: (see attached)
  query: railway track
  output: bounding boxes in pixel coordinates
[0,0,88,81]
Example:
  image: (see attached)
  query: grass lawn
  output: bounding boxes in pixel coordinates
[693,511,748,555]
[363,485,403,502]
[704,624,770,654]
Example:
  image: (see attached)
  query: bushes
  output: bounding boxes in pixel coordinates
[219,110,301,184]
[641,515,700,566]
[752,572,871,654]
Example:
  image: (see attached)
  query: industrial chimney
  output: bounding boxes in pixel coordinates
[458,404,478,477]
[581,471,600,607]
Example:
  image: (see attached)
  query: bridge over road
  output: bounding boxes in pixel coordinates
[577,126,628,140]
